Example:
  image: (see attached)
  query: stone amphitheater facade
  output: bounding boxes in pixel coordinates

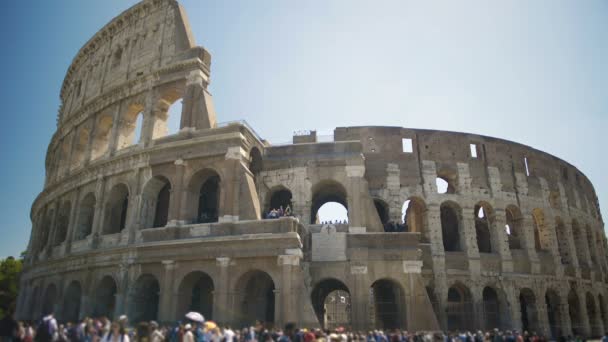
[17,0,608,337]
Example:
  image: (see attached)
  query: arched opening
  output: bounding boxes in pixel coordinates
[506,206,523,250]
[374,198,393,231]
[42,284,57,316]
[310,180,348,224]
[586,292,601,337]
[265,187,293,218]
[29,286,40,318]
[141,176,172,228]
[555,218,571,265]
[129,274,160,323]
[91,115,113,160]
[545,289,562,339]
[568,289,582,336]
[446,283,473,331]
[520,288,539,333]
[474,203,493,254]
[70,126,89,170]
[177,272,214,321]
[532,208,548,251]
[599,294,608,331]
[236,270,275,326]
[103,184,129,234]
[572,220,589,267]
[248,147,263,180]
[586,227,597,266]
[117,104,144,150]
[152,94,182,140]
[311,279,351,329]
[441,202,462,252]
[75,193,95,240]
[402,198,427,237]
[371,279,405,330]
[198,176,220,223]
[53,201,71,246]
[482,287,500,330]
[92,276,117,319]
[62,281,82,322]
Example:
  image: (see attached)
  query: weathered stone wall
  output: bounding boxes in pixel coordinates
[19,0,608,337]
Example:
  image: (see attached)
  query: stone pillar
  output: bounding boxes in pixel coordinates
[350,265,370,331]
[140,89,158,146]
[277,254,301,326]
[403,260,440,331]
[159,260,177,322]
[181,70,217,130]
[462,209,480,275]
[535,293,551,337]
[114,262,130,318]
[576,288,591,337]
[493,209,513,272]
[168,159,187,225]
[559,299,573,337]
[90,177,106,248]
[107,102,123,156]
[214,257,231,324]
[346,165,380,231]
[45,202,60,258]
[220,147,244,222]
[505,285,523,332]
[564,220,581,272]
[83,117,97,167]
[65,190,81,254]
[127,168,142,244]
[470,284,485,330]
[521,216,540,273]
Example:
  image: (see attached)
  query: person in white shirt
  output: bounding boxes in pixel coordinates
[101,322,130,342]
[183,324,194,342]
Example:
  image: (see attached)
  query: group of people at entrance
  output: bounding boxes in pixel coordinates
[2,309,607,342]
[264,206,293,219]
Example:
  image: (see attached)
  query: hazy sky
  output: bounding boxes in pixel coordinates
[0,0,606,258]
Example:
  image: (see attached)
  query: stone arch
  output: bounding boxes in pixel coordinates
[482,286,510,330]
[75,193,96,240]
[572,219,589,267]
[62,281,82,322]
[310,278,351,329]
[474,202,494,254]
[586,292,601,337]
[37,208,54,254]
[235,270,275,326]
[248,147,263,179]
[545,288,563,339]
[441,201,463,252]
[599,294,608,330]
[141,176,172,228]
[446,282,473,331]
[129,274,160,323]
[176,271,214,321]
[42,283,58,316]
[519,288,540,333]
[568,289,583,336]
[310,180,348,224]
[555,217,571,265]
[402,197,427,238]
[117,102,145,150]
[92,275,117,319]
[187,168,221,223]
[436,168,457,194]
[505,205,523,250]
[91,114,113,160]
[371,278,406,330]
[532,209,547,251]
[29,286,41,318]
[265,186,293,217]
[53,201,72,246]
[103,183,129,234]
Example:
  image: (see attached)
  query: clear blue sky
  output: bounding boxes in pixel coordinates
[0,0,606,258]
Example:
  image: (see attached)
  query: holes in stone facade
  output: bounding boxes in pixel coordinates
[310,180,348,224]
[436,178,449,194]
[103,184,129,234]
[117,104,144,150]
[436,170,457,194]
[474,203,493,254]
[402,197,427,236]
[441,202,462,252]
[506,205,523,250]
[470,144,478,158]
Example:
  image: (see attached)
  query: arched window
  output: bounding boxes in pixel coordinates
[310,180,348,224]
[177,272,214,321]
[401,197,427,238]
[93,276,117,319]
[441,202,462,252]
[446,283,473,331]
[474,203,493,253]
[141,176,171,229]
[572,220,589,267]
[117,104,144,150]
[53,201,71,246]
[103,184,129,234]
[265,187,293,218]
[129,274,160,323]
[62,281,82,322]
[198,176,220,223]
[235,270,275,326]
[91,115,113,160]
[568,289,582,336]
[545,289,562,339]
[506,206,523,250]
[520,288,539,333]
[311,279,351,329]
[75,193,95,240]
[532,209,548,251]
[70,126,90,170]
[152,93,182,140]
[436,169,457,194]
[249,147,263,179]
[371,279,405,329]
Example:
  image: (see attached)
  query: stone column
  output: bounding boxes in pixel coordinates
[461,209,480,275]
[493,209,514,272]
[505,285,523,332]
[181,70,217,130]
[45,202,60,258]
[535,293,551,337]
[168,159,187,225]
[107,102,123,156]
[159,260,177,322]
[521,216,541,273]
[214,257,231,324]
[220,147,243,222]
[127,168,142,244]
[83,117,97,166]
[564,220,581,274]
[65,189,81,254]
[346,165,378,231]
[559,299,573,337]
[576,288,591,337]
[114,262,130,319]
[90,177,106,248]
[277,254,301,327]
[140,89,158,146]
[470,284,485,330]
[349,265,370,331]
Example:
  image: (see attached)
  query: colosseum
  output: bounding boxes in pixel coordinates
[16,0,607,338]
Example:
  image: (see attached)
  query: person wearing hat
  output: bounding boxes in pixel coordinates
[183,324,194,342]
[149,321,164,342]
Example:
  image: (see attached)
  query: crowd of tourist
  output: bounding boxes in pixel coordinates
[1,310,606,342]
